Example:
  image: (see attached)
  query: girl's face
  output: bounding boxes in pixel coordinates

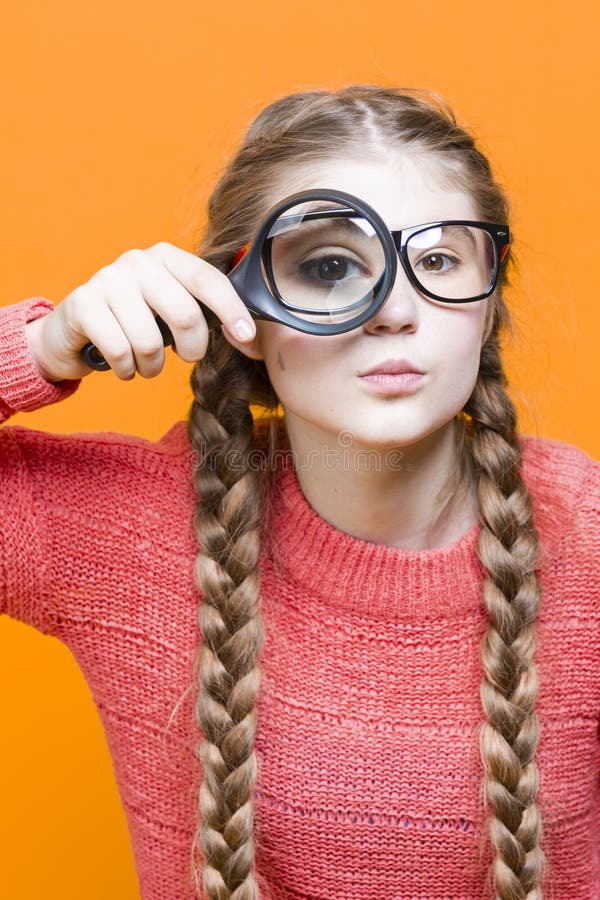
[228,153,493,453]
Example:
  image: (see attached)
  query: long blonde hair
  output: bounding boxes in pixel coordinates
[186,85,547,899]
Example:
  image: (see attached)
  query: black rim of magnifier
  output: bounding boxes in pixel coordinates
[227,189,398,336]
[262,207,386,315]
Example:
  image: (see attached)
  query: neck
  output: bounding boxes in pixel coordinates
[282,417,478,551]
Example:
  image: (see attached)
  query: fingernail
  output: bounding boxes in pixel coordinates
[233,319,255,341]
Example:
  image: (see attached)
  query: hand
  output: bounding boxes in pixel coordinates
[24,242,257,382]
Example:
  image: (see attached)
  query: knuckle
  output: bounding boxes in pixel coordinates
[89,264,119,288]
[171,309,202,332]
[133,341,164,358]
[110,345,134,366]
[62,290,90,334]
[148,241,171,255]
[119,248,147,267]
[65,285,88,308]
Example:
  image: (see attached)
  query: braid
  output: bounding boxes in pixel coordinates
[187,330,266,899]
[464,337,548,899]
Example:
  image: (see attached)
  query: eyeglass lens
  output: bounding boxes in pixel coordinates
[405,225,496,300]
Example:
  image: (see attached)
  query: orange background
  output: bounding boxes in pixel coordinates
[1,1,598,897]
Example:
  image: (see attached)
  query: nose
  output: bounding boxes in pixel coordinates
[363,262,420,335]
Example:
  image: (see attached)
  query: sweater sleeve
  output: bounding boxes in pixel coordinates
[0,297,81,423]
[575,455,600,722]
[575,451,600,568]
[0,298,81,629]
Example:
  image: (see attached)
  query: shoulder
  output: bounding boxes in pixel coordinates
[520,433,598,503]
[519,433,599,558]
[0,419,194,488]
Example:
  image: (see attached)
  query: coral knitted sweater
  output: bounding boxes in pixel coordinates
[1,297,599,900]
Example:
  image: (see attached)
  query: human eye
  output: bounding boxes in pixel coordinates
[414,250,461,274]
[296,248,370,287]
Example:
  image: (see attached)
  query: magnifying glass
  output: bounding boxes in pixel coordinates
[80,189,398,370]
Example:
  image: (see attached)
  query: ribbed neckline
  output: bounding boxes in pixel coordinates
[166,423,573,622]
[264,451,487,622]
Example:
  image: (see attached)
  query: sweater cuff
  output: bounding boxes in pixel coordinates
[0,297,82,417]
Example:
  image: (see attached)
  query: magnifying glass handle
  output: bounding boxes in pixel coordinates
[80,302,229,371]
[80,316,175,371]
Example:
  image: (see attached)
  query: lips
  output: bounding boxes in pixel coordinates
[360,358,425,377]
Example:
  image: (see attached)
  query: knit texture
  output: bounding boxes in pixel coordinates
[1,298,599,899]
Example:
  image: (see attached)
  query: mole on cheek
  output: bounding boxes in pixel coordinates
[277,351,286,371]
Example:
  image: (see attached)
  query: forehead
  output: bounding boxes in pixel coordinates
[265,153,480,230]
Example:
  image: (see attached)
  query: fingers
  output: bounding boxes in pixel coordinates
[60,241,258,382]
[86,265,171,377]
[143,242,256,345]
[63,289,140,379]
[106,248,210,366]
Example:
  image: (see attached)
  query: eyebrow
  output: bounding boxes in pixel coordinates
[269,210,374,240]
[437,224,477,246]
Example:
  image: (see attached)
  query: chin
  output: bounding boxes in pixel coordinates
[347,417,456,450]
[336,427,426,451]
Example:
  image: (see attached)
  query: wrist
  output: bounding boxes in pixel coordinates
[0,298,81,414]
[24,316,59,384]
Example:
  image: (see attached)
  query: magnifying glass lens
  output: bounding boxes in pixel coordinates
[264,200,386,325]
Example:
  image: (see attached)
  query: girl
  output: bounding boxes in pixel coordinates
[1,85,598,900]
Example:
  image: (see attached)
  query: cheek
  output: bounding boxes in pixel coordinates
[257,323,348,381]
[260,325,309,367]
[438,304,486,356]
[256,324,330,399]
[430,306,486,389]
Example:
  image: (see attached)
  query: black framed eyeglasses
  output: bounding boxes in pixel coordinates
[228,189,510,336]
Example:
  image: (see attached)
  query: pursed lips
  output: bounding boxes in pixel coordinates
[359,358,425,377]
